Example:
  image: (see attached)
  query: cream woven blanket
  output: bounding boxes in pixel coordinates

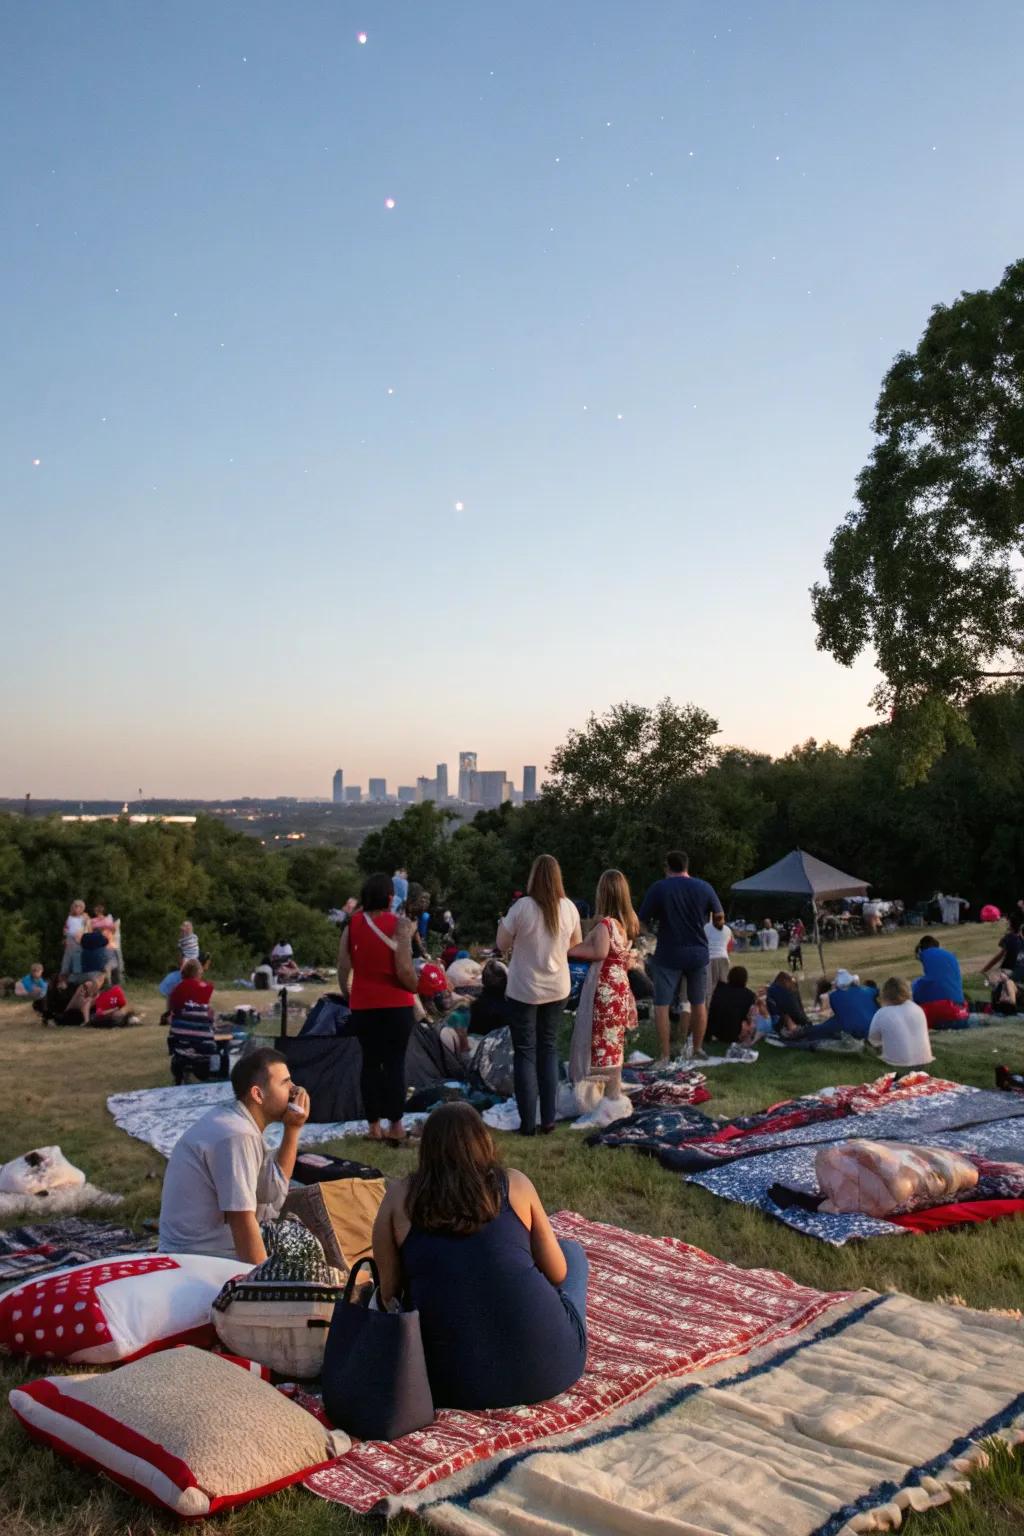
[417,1292,1024,1536]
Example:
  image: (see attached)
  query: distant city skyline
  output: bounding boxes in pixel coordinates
[329,753,541,808]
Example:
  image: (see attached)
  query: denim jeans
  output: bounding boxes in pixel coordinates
[506,995,567,1134]
[556,1238,589,1354]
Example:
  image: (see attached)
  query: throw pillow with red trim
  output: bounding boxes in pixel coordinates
[0,1253,250,1364]
[9,1346,349,1518]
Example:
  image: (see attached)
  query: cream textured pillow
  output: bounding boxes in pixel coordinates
[10,1346,349,1517]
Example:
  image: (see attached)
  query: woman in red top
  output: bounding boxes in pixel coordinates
[337,872,418,1144]
[167,958,214,1016]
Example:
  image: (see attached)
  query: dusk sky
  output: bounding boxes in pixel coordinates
[4,2,1023,798]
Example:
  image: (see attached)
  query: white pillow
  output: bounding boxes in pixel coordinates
[0,1253,249,1364]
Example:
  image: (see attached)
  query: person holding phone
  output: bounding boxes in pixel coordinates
[158,1047,310,1264]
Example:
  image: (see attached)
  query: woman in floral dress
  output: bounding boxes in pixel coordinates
[568,869,639,1099]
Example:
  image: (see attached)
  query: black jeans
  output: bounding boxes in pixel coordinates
[352,1006,415,1124]
[506,996,567,1134]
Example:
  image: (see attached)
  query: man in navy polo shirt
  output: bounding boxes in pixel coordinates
[639,850,723,1063]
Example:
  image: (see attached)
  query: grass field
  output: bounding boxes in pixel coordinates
[1,924,1023,1535]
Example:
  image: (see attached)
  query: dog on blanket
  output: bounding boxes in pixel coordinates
[787,943,803,972]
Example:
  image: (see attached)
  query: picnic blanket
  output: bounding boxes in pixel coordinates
[106,1081,414,1158]
[414,1290,1024,1535]
[0,1220,155,1286]
[689,1107,1024,1244]
[591,1073,969,1169]
[304,1212,845,1513]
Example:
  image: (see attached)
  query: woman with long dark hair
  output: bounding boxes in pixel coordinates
[337,872,418,1144]
[496,855,582,1135]
[372,1102,588,1409]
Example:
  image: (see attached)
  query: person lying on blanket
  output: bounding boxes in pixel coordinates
[158,1047,310,1265]
[372,1102,589,1411]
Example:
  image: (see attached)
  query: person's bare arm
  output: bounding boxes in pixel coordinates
[496,919,513,954]
[980,944,1007,976]
[373,1182,406,1305]
[508,1169,567,1286]
[393,917,418,992]
[274,1087,309,1183]
[568,925,610,962]
[336,928,352,993]
[226,1211,267,1266]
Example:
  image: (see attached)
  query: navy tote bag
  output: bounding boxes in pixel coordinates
[322,1257,434,1441]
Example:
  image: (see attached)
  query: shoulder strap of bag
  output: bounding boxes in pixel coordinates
[363,913,398,952]
[342,1255,380,1305]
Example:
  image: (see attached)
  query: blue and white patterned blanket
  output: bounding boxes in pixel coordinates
[686,1088,1024,1244]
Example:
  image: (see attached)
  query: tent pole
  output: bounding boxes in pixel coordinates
[813,901,826,978]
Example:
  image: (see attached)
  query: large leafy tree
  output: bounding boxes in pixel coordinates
[545,698,720,810]
[812,258,1024,734]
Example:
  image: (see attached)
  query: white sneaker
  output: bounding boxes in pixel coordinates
[627,1050,654,1065]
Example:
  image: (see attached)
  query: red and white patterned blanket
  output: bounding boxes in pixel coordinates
[304,1212,846,1512]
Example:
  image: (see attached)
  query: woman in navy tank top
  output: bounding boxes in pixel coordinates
[372,1103,589,1410]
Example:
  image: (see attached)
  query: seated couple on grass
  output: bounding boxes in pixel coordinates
[159,1052,587,1412]
[34,974,140,1028]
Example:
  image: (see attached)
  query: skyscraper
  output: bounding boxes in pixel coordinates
[332,768,344,804]
[397,786,416,804]
[436,762,449,801]
[368,778,387,801]
[416,776,437,803]
[458,751,477,801]
[523,766,537,801]
[472,770,510,809]
[344,785,362,803]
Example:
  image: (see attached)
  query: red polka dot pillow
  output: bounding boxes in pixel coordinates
[0,1253,250,1364]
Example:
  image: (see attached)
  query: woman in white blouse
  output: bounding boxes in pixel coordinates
[497,855,582,1136]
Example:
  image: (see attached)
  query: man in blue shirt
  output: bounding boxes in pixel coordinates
[638,850,723,1063]
[827,971,879,1039]
[911,935,967,1026]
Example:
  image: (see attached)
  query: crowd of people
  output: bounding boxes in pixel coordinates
[142,854,1024,1417]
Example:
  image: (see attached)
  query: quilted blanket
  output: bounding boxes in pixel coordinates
[106,1081,404,1158]
[304,1212,844,1512]
[414,1291,1024,1535]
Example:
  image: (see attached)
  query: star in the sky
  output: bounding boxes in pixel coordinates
[454,500,465,512]
[384,197,396,210]
[357,31,367,44]
[32,458,41,467]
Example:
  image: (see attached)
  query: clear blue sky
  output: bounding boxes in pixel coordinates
[3,1,1023,798]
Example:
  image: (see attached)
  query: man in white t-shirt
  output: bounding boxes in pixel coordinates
[867,978,934,1070]
[704,913,733,1006]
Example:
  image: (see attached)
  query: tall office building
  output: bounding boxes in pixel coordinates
[436,762,449,801]
[458,751,477,801]
[397,785,416,804]
[368,778,387,801]
[332,768,344,804]
[416,776,437,803]
[523,765,537,802]
[344,785,362,803]
[471,770,511,810]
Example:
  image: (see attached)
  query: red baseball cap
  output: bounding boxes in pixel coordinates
[417,963,448,999]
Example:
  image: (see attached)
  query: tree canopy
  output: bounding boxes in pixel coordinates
[812,258,1024,733]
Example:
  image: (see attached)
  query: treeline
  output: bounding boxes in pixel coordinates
[358,690,1024,939]
[4,688,1021,974]
[0,817,359,977]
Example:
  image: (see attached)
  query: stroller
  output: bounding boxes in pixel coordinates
[167,1000,236,1084]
